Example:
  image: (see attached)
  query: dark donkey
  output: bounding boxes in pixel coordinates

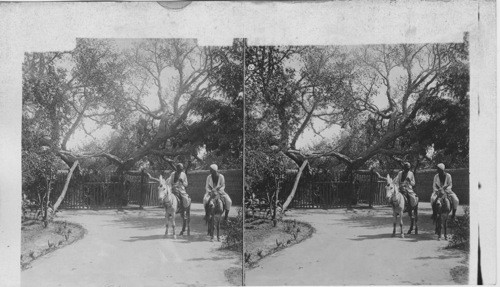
[205,190,224,241]
[434,192,452,240]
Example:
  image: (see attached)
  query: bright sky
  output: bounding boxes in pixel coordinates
[67,41,403,153]
[294,89,388,150]
[290,46,392,150]
[67,39,183,151]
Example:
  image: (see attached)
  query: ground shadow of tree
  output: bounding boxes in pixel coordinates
[122,232,218,244]
[109,210,207,231]
[340,205,443,241]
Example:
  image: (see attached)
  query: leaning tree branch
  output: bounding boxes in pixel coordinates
[52,160,79,214]
[311,150,354,165]
[58,150,124,166]
[281,159,308,213]
[150,149,193,157]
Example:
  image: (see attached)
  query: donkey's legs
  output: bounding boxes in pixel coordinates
[399,214,404,238]
[165,211,169,236]
[414,207,418,235]
[210,216,215,240]
[216,215,221,242]
[392,214,397,237]
[443,215,448,240]
[207,215,213,238]
[179,211,186,236]
[171,213,176,239]
[224,209,229,222]
[187,209,191,236]
[407,209,414,235]
[207,217,210,236]
[437,216,442,240]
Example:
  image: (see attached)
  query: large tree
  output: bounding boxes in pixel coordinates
[295,42,469,175]
[23,39,243,175]
[245,46,355,167]
[244,41,469,209]
[23,39,129,169]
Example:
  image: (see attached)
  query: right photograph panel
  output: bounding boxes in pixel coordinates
[243,41,470,285]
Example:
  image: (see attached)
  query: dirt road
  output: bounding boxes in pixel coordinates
[22,204,241,287]
[245,203,468,286]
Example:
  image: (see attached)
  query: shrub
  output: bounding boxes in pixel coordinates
[448,205,469,250]
[222,207,243,251]
[283,219,299,241]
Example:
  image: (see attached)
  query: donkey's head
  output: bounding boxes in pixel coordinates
[158,175,171,201]
[385,174,398,202]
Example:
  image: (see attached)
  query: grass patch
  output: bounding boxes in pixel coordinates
[21,220,86,270]
[244,217,314,268]
[447,206,470,251]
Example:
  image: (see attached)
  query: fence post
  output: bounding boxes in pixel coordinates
[117,172,124,211]
[369,173,374,208]
[140,170,145,209]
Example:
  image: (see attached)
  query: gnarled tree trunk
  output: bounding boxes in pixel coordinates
[281,160,308,213]
[52,160,79,214]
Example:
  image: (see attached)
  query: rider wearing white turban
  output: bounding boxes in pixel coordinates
[431,163,459,220]
[204,164,232,219]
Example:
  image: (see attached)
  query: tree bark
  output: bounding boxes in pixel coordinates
[52,160,79,214]
[281,160,308,213]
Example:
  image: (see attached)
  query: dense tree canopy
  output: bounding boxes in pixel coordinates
[22,39,244,210]
[245,40,469,189]
[22,39,243,175]
[22,38,468,207]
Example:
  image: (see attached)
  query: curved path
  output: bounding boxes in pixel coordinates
[245,203,468,286]
[22,204,241,287]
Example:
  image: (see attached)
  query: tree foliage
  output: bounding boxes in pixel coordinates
[23,39,244,176]
[245,46,355,171]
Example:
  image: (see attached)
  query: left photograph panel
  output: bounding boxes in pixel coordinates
[21,38,244,286]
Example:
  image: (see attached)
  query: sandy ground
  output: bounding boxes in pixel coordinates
[21,204,241,287]
[245,203,468,286]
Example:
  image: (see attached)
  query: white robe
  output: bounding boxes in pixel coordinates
[204,173,232,209]
[431,172,459,208]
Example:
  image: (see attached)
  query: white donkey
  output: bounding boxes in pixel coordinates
[158,175,179,238]
[385,174,419,238]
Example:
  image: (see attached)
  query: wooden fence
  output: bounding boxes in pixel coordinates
[279,171,387,209]
[53,169,243,209]
[279,168,469,209]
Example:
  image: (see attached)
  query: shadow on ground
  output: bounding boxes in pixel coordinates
[116,212,234,244]
[342,205,435,228]
[414,254,463,260]
[350,231,437,242]
[109,209,207,230]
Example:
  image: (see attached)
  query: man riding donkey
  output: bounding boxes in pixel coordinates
[204,164,232,221]
[431,163,459,220]
[169,163,190,213]
[394,162,418,212]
